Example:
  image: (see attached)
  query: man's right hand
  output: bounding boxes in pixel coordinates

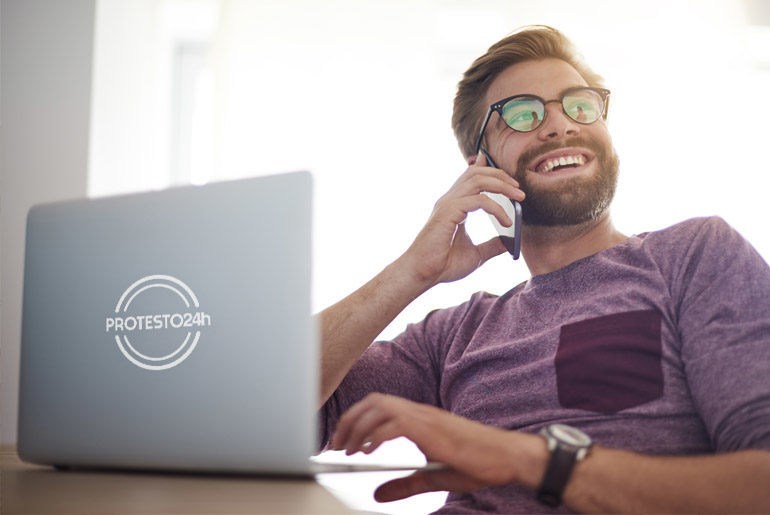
[398,152,525,288]
[318,153,524,405]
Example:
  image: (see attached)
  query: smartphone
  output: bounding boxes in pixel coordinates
[478,150,522,260]
[483,192,522,260]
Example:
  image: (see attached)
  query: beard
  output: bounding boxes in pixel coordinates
[513,136,620,227]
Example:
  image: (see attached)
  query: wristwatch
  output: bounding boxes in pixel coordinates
[535,424,593,507]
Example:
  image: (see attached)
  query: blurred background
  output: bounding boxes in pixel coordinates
[87,0,770,336]
[3,0,770,513]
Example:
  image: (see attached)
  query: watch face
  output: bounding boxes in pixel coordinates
[550,424,592,447]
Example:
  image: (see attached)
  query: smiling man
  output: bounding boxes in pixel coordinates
[317,26,770,513]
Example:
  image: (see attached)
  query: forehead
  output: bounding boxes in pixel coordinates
[485,58,589,105]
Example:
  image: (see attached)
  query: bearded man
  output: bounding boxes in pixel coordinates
[317,26,770,513]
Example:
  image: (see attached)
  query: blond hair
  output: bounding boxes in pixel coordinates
[452,26,605,158]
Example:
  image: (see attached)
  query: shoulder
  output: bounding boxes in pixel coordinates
[642,216,734,244]
[425,290,502,326]
[637,216,751,267]
[638,216,770,303]
[416,286,525,340]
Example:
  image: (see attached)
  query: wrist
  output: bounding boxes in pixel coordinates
[505,430,549,489]
[391,251,440,294]
[535,425,594,508]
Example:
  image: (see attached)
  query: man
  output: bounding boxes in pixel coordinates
[317,26,770,513]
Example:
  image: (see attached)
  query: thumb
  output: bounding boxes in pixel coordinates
[477,236,507,264]
[374,469,486,503]
[374,471,434,502]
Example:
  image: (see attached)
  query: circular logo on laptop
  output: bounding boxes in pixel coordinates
[105,275,212,371]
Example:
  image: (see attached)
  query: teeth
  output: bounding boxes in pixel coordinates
[537,154,586,173]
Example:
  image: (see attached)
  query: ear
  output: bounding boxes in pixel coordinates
[468,151,484,166]
[468,152,485,167]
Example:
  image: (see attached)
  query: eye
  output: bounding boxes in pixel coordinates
[502,99,543,131]
[563,94,601,123]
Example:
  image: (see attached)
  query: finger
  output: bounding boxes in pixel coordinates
[332,395,380,449]
[455,157,519,188]
[332,393,399,451]
[341,406,393,455]
[481,196,515,229]
[374,469,486,503]
[458,164,520,189]
[450,175,524,203]
[469,151,517,181]
[470,152,512,181]
[360,420,404,454]
[435,193,513,229]
[374,471,435,502]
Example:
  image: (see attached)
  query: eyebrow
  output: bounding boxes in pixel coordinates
[557,85,589,97]
[495,84,589,105]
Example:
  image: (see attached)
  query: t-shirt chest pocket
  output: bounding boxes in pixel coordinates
[555,309,664,414]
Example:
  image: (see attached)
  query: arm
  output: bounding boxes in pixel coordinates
[567,445,770,513]
[331,393,770,513]
[318,258,431,407]
[319,154,524,405]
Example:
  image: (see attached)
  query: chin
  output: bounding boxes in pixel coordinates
[520,150,619,227]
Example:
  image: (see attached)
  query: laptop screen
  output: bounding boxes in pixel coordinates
[18,172,318,473]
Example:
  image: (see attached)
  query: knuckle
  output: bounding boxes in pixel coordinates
[365,392,385,403]
[469,176,488,191]
[433,195,452,211]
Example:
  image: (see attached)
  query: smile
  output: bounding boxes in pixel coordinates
[530,148,594,175]
[536,154,586,173]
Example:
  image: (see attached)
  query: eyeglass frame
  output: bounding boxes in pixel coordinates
[473,86,611,157]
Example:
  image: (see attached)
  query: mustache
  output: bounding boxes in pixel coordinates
[516,137,606,174]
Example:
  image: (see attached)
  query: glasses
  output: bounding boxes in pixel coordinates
[474,87,610,155]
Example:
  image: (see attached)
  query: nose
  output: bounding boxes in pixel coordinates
[537,101,580,141]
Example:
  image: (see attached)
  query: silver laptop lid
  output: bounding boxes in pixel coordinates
[18,171,317,473]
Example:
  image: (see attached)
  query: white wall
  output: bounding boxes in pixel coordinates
[4,0,770,447]
[88,1,770,353]
[0,0,95,444]
[183,0,770,346]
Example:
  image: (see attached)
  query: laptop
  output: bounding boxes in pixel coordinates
[18,171,436,476]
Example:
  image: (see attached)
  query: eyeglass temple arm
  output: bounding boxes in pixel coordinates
[474,108,494,157]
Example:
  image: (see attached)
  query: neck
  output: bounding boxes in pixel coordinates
[520,213,628,276]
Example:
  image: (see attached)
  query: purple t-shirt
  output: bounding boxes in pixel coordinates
[320,217,770,513]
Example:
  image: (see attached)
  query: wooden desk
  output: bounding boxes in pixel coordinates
[0,445,353,514]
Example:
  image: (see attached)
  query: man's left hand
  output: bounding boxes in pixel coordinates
[330,393,544,502]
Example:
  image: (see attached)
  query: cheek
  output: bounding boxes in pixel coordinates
[588,122,613,147]
[492,132,526,162]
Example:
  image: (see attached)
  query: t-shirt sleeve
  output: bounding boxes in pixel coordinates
[316,298,474,451]
[673,217,770,452]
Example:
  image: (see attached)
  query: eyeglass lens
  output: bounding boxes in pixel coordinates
[500,89,605,132]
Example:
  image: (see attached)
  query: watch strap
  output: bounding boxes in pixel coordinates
[535,440,578,507]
